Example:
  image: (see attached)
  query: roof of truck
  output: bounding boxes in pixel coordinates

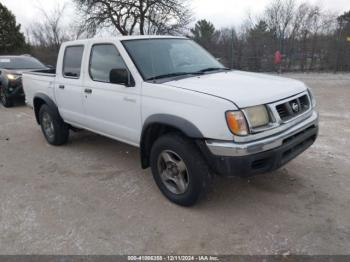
[63,35,187,45]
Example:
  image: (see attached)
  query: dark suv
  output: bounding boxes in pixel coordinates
[0,55,48,107]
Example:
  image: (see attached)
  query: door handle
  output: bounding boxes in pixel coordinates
[84,88,93,94]
[59,85,65,89]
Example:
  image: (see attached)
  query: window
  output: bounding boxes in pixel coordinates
[122,39,225,80]
[89,44,128,83]
[63,46,84,78]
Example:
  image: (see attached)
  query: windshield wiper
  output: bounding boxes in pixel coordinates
[147,68,231,81]
[147,72,202,81]
[197,67,231,73]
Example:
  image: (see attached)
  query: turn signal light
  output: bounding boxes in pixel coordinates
[225,111,249,136]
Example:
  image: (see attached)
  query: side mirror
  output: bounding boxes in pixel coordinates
[110,68,134,87]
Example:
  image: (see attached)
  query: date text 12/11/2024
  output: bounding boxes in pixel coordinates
[128,256,220,261]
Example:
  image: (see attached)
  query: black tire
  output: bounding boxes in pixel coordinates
[0,87,14,108]
[39,104,69,145]
[150,133,211,206]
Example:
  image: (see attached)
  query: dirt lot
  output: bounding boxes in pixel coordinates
[0,73,349,255]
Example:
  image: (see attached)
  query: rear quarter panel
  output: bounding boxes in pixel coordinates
[23,73,56,107]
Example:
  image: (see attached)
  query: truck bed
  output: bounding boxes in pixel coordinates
[24,68,56,76]
[22,69,56,108]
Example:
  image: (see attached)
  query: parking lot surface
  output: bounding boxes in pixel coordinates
[0,73,350,255]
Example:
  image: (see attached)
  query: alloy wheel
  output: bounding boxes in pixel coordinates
[157,150,190,195]
[42,112,55,140]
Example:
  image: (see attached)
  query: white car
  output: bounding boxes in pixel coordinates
[23,36,319,206]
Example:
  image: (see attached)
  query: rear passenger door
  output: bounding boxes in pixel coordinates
[82,43,141,145]
[55,45,87,126]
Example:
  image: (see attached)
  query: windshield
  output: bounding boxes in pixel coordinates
[0,56,46,70]
[122,38,227,81]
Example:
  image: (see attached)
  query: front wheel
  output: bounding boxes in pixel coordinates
[150,134,211,206]
[39,104,69,145]
[0,87,13,108]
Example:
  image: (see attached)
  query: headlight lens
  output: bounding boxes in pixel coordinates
[7,74,21,81]
[226,111,249,136]
[244,105,270,128]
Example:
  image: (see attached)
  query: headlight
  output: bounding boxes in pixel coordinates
[244,105,270,128]
[7,74,21,81]
[307,88,316,108]
[226,111,249,136]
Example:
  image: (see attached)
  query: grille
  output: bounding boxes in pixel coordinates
[299,95,310,109]
[276,95,310,121]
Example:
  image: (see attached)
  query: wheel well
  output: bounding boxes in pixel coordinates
[140,123,188,169]
[33,98,46,124]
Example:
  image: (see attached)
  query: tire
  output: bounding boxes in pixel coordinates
[150,133,211,206]
[39,104,69,146]
[0,87,14,108]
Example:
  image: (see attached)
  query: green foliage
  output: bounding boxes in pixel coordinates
[0,3,26,54]
[244,20,276,71]
[334,11,350,71]
[190,19,216,49]
[338,11,350,24]
[337,11,350,36]
[248,21,270,38]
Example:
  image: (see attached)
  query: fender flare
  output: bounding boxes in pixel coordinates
[33,93,60,124]
[142,114,204,139]
[140,114,204,168]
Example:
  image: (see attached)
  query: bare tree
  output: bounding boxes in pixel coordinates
[74,0,192,36]
[26,2,98,64]
[68,19,99,40]
[265,0,296,52]
[27,4,69,52]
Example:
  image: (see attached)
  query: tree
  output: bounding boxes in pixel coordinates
[26,3,96,65]
[244,20,276,71]
[338,11,350,24]
[334,11,350,71]
[0,3,26,54]
[27,4,69,53]
[214,27,240,68]
[337,11,350,39]
[74,0,192,36]
[265,0,296,54]
[26,4,71,65]
[190,20,216,50]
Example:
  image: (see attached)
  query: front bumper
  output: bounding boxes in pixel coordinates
[200,111,319,177]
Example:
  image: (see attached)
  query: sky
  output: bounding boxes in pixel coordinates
[1,0,350,31]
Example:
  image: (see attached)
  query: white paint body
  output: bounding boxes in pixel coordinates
[23,36,309,147]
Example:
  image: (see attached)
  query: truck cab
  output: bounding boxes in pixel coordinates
[23,36,319,206]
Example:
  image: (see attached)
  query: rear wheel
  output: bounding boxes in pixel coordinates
[0,87,13,108]
[150,134,211,206]
[39,104,69,145]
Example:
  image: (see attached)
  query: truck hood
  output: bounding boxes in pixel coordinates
[166,71,307,108]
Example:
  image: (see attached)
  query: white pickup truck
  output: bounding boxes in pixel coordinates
[23,36,318,206]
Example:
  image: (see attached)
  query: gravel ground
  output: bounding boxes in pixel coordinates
[0,73,349,255]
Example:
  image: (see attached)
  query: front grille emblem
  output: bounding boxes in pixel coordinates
[276,94,310,121]
[291,102,300,113]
